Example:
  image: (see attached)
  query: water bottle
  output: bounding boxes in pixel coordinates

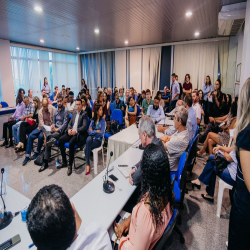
[0,172,6,195]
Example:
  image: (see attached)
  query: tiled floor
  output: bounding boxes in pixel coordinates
[0,142,230,250]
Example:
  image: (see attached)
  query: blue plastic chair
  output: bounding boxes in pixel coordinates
[136,105,141,116]
[50,95,54,101]
[186,133,199,173]
[110,102,114,113]
[90,100,93,107]
[195,125,199,136]
[104,109,123,139]
[0,102,8,108]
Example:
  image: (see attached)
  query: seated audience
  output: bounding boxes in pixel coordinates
[137,90,146,106]
[63,95,68,108]
[113,91,125,115]
[42,77,50,97]
[125,96,137,128]
[61,85,67,97]
[28,89,33,103]
[161,106,189,171]
[15,97,41,155]
[40,89,47,102]
[66,87,71,96]
[226,94,232,112]
[183,73,192,98]
[93,92,107,120]
[107,88,113,102]
[162,86,170,107]
[198,89,204,106]
[86,89,91,100]
[119,88,125,102]
[115,144,173,250]
[85,105,105,175]
[58,99,88,176]
[16,88,25,105]
[67,91,76,114]
[192,90,202,125]
[192,146,237,202]
[26,185,112,250]
[53,86,59,101]
[1,93,24,148]
[156,91,165,108]
[130,87,138,102]
[142,89,153,115]
[167,100,184,116]
[103,92,110,120]
[147,96,165,123]
[81,94,92,119]
[129,115,166,186]
[112,87,118,101]
[197,101,237,156]
[104,87,108,94]
[124,89,130,105]
[12,96,35,146]
[22,98,55,165]
[39,95,69,172]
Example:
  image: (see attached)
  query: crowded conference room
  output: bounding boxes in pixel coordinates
[0,0,250,249]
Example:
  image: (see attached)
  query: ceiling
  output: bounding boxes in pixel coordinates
[0,0,246,53]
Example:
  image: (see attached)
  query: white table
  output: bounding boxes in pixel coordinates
[0,186,35,249]
[0,107,16,139]
[71,147,143,230]
[106,117,174,164]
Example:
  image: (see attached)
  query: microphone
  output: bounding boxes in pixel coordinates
[0,168,13,230]
[103,151,115,194]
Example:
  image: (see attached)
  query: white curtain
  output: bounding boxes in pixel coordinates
[52,52,78,95]
[38,50,50,91]
[130,49,142,92]
[219,40,229,88]
[115,50,127,90]
[174,42,219,90]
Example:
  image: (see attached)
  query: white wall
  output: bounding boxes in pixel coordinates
[0,39,15,106]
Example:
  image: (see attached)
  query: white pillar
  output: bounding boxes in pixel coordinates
[240,0,250,91]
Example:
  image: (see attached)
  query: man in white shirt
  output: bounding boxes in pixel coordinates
[147,96,165,123]
[67,91,76,114]
[192,90,202,125]
[26,185,112,250]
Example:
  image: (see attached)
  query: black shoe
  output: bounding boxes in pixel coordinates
[57,161,67,169]
[22,157,31,166]
[0,141,7,147]
[192,183,201,190]
[39,162,49,172]
[201,194,214,203]
[67,166,72,176]
[5,143,14,148]
[46,138,57,147]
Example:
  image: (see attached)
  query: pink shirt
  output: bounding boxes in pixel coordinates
[119,201,172,250]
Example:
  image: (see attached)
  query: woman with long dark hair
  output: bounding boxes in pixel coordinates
[85,105,105,175]
[80,94,92,119]
[114,144,173,249]
[41,77,51,97]
[183,73,192,98]
[81,79,87,93]
[202,76,213,126]
[92,91,107,120]
[228,78,250,249]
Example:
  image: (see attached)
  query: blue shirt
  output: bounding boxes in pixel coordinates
[202,83,213,101]
[188,106,197,139]
[88,117,105,141]
[119,95,125,102]
[147,105,165,122]
[171,81,180,101]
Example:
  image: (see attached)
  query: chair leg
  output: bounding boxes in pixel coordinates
[216,179,225,218]
[93,150,98,175]
[174,226,185,244]
[102,148,104,168]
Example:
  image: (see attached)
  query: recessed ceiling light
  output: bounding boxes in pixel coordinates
[186,11,192,17]
[94,29,99,34]
[125,40,128,45]
[34,6,42,12]
[194,32,200,36]
[76,47,80,50]
[40,39,44,43]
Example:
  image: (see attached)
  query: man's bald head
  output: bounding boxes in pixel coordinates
[42,98,49,111]
[176,100,184,108]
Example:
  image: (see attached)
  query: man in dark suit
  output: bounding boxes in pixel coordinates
[58,98,88,176]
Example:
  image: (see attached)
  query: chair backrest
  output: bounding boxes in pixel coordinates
[110,102,114,113]
[186,133,199,172]
[152,209,179,250]
[90,100,94,107]
[54,103,58,108]
[50,95,54,101]
[0,101,8,108]
[195,125,199,136]
[69,113,72,119]
[177,152,188,189]
[110,109,123,124]
[136,105,141,116]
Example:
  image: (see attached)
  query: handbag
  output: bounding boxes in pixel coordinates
[26,118,36,126]
[34,150,45,166]
[214,154,228,174]
[129,115,137,125]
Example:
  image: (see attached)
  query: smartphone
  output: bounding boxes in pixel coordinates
[219,122,225,127]
[0,234,21,250]
[109,174,118,182]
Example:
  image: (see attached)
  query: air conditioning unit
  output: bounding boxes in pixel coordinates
[218,2,246,36]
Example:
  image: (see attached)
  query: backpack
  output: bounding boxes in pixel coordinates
[179,82,183,98]
[110,120,120,135]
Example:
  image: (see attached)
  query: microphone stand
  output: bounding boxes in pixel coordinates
[0,168,13,230]
[103,152,115,194]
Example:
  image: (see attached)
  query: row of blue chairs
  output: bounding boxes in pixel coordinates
[0,101,8,108]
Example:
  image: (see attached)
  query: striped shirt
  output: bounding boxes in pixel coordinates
[166,129,189,171]
[23,102,35,116]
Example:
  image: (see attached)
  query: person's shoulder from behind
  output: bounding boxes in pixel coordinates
[142,98,146,105]
[236,125,250,151]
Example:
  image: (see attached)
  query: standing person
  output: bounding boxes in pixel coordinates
[228,78,250,249]
[192,90,202,125]
[53,86,59,101]
[125,97,137,128]
[156,91,165,108]
[141,89,153,115]
[183,74,192,98]
[176,75,183,100]
[42,77,50,97]
[86,89,91,100]
[211,79,224,118]
[198,90,204,106]
[226,94,232,113]
[130,87,138,102]
[1,93,24,148]
[92,92,107,120]
[15,97,41,154]
[81,94,92,119]
[202,76,213,126]
[39,95,69,172]
[58,99,88,176]
[67,91,76,114]
[119,88,125,102]
[28,89,33,103]
[137,90,146,106]
[81,79,87,93]
[85,105,105,175]
[169,73,180,111]
[61,85,67,97]
[115,144,173,250]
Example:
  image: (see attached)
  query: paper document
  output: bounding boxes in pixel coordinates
[43,125,51,132]
[116,165,133,178]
